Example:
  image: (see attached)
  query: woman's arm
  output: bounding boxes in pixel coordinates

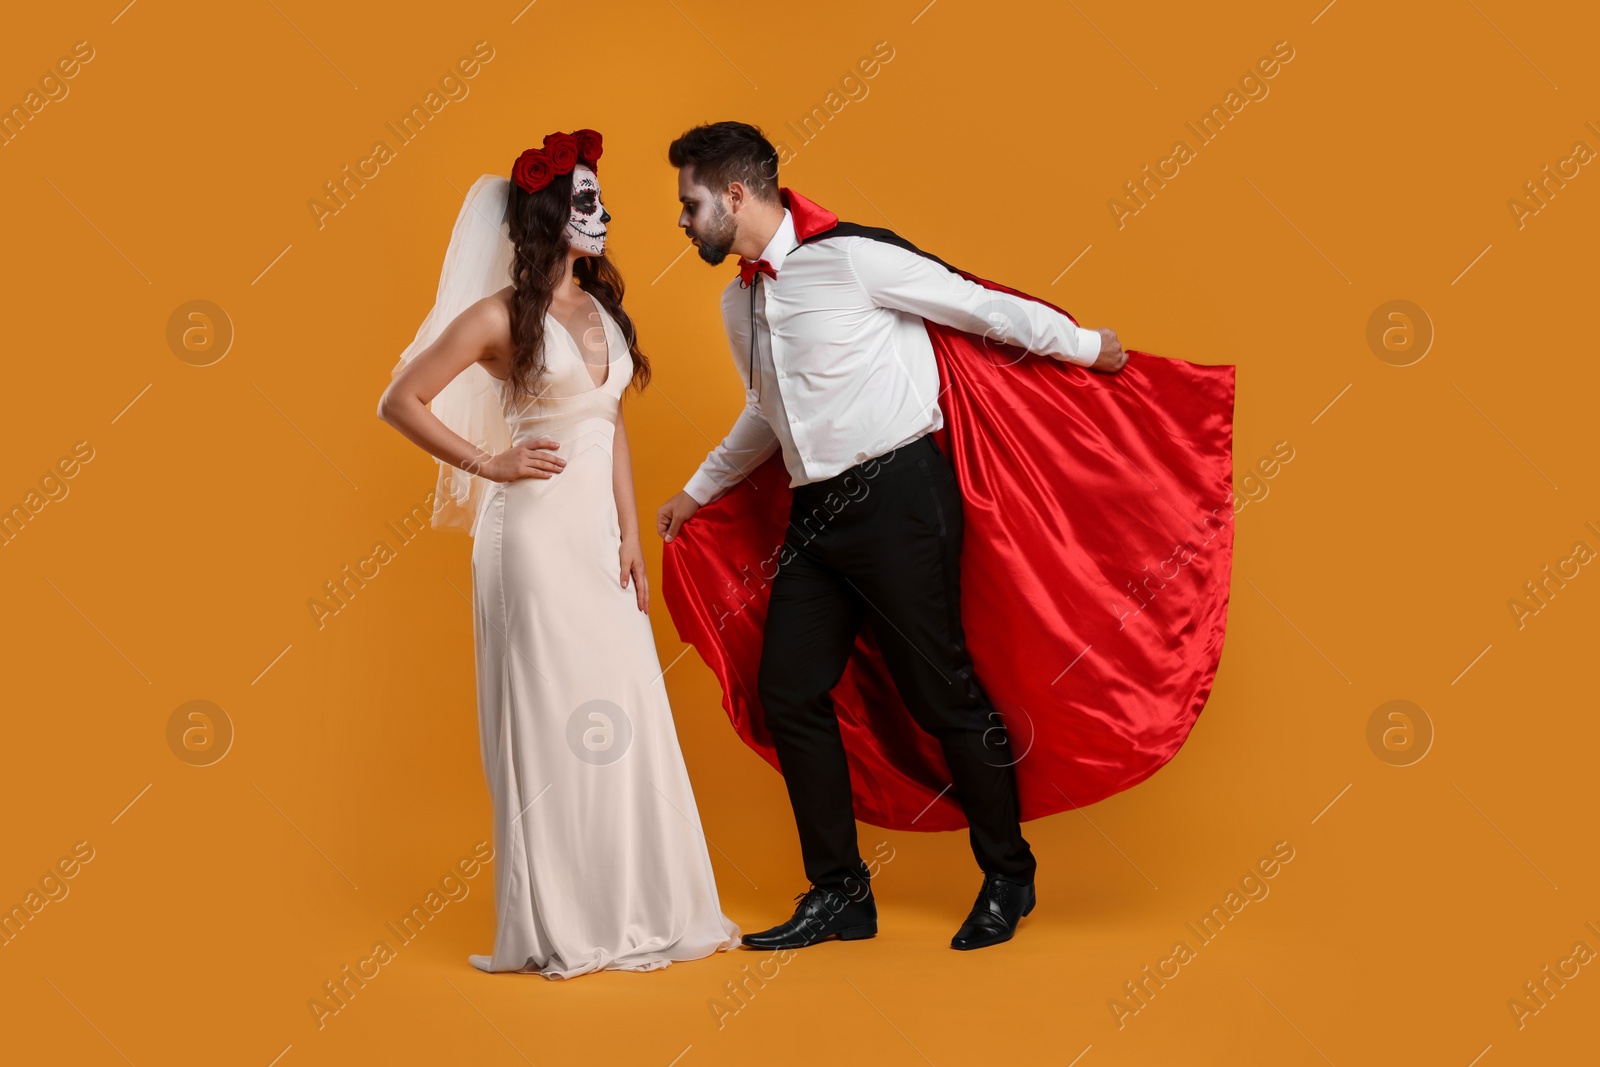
[377,297,564,482]
[613,401,649,613]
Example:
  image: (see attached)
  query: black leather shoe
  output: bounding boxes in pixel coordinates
[950,873,1035,950]
[740,883,877,950]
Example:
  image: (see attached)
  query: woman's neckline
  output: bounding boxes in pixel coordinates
[485,291,613,388]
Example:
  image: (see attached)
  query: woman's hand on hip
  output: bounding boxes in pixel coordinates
[477,438,567,481]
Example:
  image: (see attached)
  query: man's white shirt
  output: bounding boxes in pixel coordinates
[682,208,1104,507]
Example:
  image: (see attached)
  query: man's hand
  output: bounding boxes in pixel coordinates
[1091,328,1127,374]
[657,490,702,543]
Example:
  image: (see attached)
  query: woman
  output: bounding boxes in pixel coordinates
[378,129,741,978]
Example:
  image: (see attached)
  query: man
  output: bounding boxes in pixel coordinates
[656,121,1128,952]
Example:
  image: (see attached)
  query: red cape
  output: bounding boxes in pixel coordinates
[663,189,1235,832]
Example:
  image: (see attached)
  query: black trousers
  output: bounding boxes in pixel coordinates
[756,432,1037,894]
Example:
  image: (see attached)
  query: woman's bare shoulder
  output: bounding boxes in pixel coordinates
[472,286,515,335]
[463,287,515,366]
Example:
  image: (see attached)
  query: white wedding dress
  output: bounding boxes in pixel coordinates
[467,293,740,978]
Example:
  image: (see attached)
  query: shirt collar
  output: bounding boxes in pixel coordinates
[757,209,798,271]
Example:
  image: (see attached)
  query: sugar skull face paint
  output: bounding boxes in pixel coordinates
[566,164,609,255]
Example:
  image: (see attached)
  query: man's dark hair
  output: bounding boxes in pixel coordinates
[667,121,780,203]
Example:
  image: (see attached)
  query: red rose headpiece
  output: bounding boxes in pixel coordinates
[511,129,603,194]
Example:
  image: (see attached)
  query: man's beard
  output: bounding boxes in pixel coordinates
[688,202,737,265]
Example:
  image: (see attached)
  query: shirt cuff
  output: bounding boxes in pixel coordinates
[683,473,720,507]
[1061,325,1102,366]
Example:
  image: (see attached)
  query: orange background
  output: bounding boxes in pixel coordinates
[2,1,1596,1064]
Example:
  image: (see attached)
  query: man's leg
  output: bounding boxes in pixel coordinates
[846,437,1036,883]
[756,521,870,892]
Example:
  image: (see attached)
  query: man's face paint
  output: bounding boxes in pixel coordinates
[677,168,739,266]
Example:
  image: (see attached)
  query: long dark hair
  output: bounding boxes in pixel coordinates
[504,167,650,402]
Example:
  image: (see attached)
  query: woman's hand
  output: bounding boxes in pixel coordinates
[477,438,567,482]
[619,535,648,613]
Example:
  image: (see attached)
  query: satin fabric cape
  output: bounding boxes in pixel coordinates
[663,189,1235,832]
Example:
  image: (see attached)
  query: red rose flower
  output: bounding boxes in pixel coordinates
[542,132,579,172]
[572,128,603,169]
[512,148,554,193]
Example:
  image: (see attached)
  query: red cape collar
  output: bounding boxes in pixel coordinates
[779,187,838,242]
